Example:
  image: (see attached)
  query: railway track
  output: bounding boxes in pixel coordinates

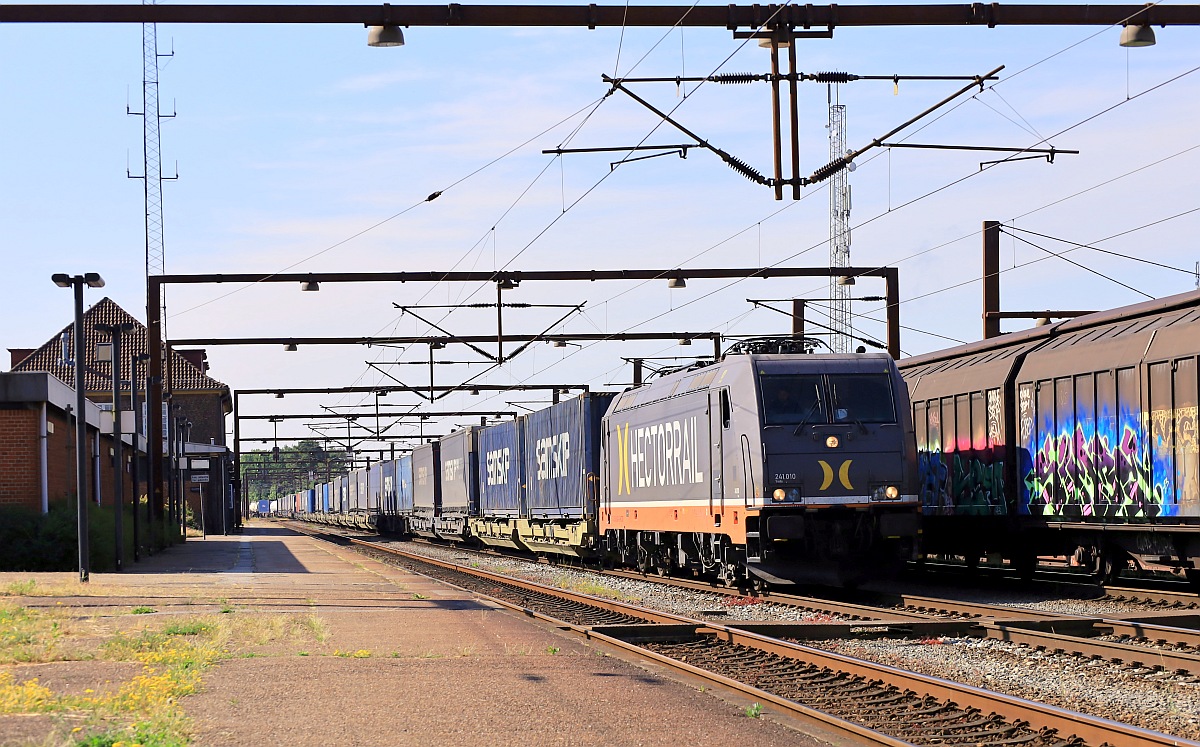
[290,522,1199,747]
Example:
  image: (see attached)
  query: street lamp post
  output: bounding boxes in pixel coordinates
[96,322,133,572]
[183,419,192,535]
[130,352,149,561]
[52,272,105,583]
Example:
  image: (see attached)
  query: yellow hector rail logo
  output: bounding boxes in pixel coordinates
[817,460,855,491]
[616,418,704,496]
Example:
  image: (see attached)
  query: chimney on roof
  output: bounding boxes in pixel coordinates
[178,349,210,373]
[8,348,35,369]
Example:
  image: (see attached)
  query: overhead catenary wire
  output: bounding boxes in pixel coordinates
[1002,221,1200,276]
[247,4,1194,445]
[1002,231,1154,300]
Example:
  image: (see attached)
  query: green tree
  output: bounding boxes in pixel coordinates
[242,439,349,504]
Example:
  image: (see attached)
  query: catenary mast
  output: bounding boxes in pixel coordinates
[827,86,852,353]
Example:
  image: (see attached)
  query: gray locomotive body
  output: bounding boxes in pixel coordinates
[602,350,920,586]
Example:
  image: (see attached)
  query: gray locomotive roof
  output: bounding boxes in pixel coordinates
[609,352,896,415]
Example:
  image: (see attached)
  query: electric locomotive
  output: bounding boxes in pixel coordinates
[601,338,920,586]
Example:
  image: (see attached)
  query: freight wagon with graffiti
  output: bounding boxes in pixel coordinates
[899,288,1200,585]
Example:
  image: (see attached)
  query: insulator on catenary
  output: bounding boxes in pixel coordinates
[712,73,763,84]
[810,72,857,83]
[723,154,767,184]
[808,157,847,184]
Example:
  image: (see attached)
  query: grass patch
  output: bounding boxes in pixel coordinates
[163,621,212,637]
[552,576,640,603]
[744,703,763,718]
[0,606,332,746]
[1,579,37,596]
[0,604,71,664]
[131,606,156,615]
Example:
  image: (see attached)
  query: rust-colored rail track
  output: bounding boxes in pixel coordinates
[290,523,1199,747]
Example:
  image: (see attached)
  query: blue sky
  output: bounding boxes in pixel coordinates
[3,2,1199,448]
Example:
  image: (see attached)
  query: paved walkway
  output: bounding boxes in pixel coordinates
[1,522,848,746]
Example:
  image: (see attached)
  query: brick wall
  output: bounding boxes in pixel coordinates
[174,393,228,447]
[0,407,39,510]
[46,408,77,505]
[1,405,139,514]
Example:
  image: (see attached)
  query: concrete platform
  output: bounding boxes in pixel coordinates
[1,522,851,746]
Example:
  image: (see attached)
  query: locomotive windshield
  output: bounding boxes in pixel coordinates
[828,374,896,423]
[760,374,826,425]
[760,373,895,424]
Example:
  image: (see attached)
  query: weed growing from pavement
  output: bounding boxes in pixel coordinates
[334,649,372,658]
[411,593,430,600]
[744,703,763,718]
[162,622,211,637]
[545,646,560,655]
[131,607,156,615]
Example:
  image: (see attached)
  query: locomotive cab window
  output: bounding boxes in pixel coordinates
[761,373,896,425]
[760,374,826,425]
[720,388,731,429]
[829,374,896,423]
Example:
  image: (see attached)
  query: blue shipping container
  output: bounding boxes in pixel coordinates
[306,489,316,514]
[396,455,414,513]
[522,393,616,519]
[381,459,397,514]
[477,419,524,516]
[439,428,478,516]
[413,443,441,514]
[355,468,370,511]
[256,499,270,515]
[367,462,382,511]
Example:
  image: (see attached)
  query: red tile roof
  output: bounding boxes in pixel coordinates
[11,297,230,398]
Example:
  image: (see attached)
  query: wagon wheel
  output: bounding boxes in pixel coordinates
[1093,551,1126,585]
[963,553,980,573]
[1011,551,1038,581]
[636,546,652,574]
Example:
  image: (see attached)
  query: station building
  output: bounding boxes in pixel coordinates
[4,298,234,539]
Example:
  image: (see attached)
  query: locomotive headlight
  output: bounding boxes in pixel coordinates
[825,435,839,449]
[773,488,786,502]
[871,484,902,501]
